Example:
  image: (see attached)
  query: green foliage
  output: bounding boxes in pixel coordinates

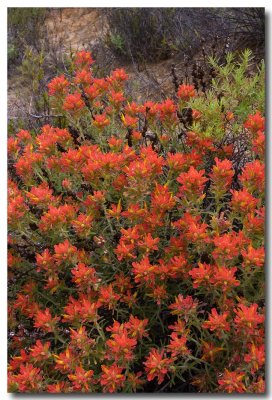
[188,50,265,139]
[8,8,47,71]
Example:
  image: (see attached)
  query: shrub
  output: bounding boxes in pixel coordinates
[8,49,265,393]
[8,8,48,73]
[103,8,265,64]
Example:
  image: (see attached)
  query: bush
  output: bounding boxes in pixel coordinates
[103,8,265,64]
[8,8,48,73]
[8,50,265,393]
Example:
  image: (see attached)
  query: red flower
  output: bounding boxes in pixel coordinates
[63,92,85,115]
[189,263,214,289]
[138,233,160,253]
[70,326,95,350]
[177,84,196,101]
[121,114,138,128]
[33,308,60,333]
[68,366,94,391]
[62,295,100,324]
[48,74,70,96]
[47,382,69,393]
[169,294,198,317]
[125,315,149,339]
[26,183,56,208]
[202,308,230,337]
[244,110,265,133]
[231,188,259,215]
[201,341,224,362]
[241,245,265,269]
[167,333,190,357]
[177,166,208,200]
[212,266,240,292]
[99,284,121,309]
[93,112,110,129]
[72,213,94,237]
[10,363,43,392]
[132,256,155,284]
[111,68,129,82]
[71,263,98,288]
[29,340,51,361]
[100,364,125,393]
[210,157,234,193]
[54,239,78,265]
[106,329,137,362]
[218,369,246,393]
[240,159,265,194]
[143,348,173,384]
[252,130,265,157]
[158,98,177,125]
[234,303,264,334]
[54,347,77,373]
[244,343,265,373]
[75,50,94,68]
[36,248,55,273]
[108,90,125,106]
[74,69,92,86]
[151,183,176,213]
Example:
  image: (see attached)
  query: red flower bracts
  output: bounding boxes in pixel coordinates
[8,49,265,393]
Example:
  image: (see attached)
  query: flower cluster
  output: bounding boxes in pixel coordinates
[8,50,265,393]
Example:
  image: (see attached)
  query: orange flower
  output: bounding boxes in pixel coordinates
[111,68,129,82]
[189,263,214,289]
[48,74,70,96]
[75,50,94,68]
[74,69,92,86]
[121,114,138,128]
[54,347,77,373]
[106,329,137,362]
[240,159,265,194]
[108,90,125,106]
[132,256,155,284]
[138,233,160,253]
[33,308,60,333]
[10,363,43,392]
[143,348,173,384]
[29,340,51,361]
[210,157,234,193]
[177,166,208,200]
[100,364,125,393]
[68,366,94,391]
[71,263,98,288]
[201,341,223,362]
[169,294,198,317]
[125,315,149,339]
[218,369,246,393]
[241,245,265,268]
[244,110,265,133]
[202,308,230,336]
[63,92,85,115]
[26,183,56,208]
[212,266,240,292]
[177,84,196,101]
[54,239,78,265]
[244,343,265,373]
[93,113,110,129]
[231,188,259,215]
[167,333,190,357]
[234,303,264,334]
[70,326,95,350]
[72,213,94,237]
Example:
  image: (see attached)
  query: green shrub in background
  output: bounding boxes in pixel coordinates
[8,8,47,73]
